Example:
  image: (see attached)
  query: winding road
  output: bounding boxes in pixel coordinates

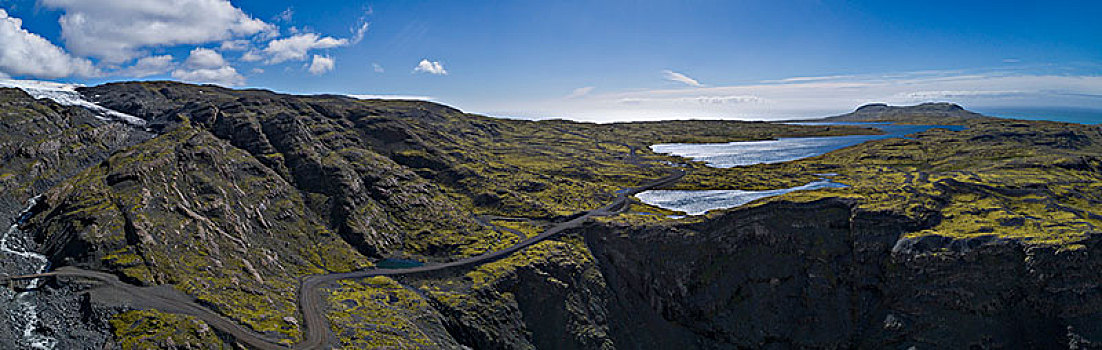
[5,170,685,349]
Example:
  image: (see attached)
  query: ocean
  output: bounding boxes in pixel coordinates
[975,107,1102,125]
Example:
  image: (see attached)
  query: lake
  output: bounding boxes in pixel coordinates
[650,123,966,168]
[636,123,963,216]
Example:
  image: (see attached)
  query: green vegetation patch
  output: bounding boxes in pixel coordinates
[324,277,451,349]
[110,310,226,349]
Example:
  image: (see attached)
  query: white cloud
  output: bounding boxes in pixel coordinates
[414,59,447,75]
[614,95,765,105]
[307,55,334,75]
[276,7,294,23]
[372,62,384,73]
[760,74,856,84]
[183,48,226,69]
[566,86,595,99]
[262,33,347,64]
[240,51,263,62]
[691,95,766,104]
[258,25,280,41]
[219,39,250,51]
[0,9,97,78]
[250,68,264,74]
[124,54,174,77]
[350,22,369,45]
[663,70,702,87]
[171,47,243,86]
[894,90,1026,101]
[41,0,275,63]
[171,65,244,86]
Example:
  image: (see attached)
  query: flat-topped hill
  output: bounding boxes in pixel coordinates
[819,102,989,123]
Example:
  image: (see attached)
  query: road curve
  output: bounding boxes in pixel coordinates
[7,170,685,349]
[10,268,293,350]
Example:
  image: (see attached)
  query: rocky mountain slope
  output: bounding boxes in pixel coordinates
[2,82,1100,349]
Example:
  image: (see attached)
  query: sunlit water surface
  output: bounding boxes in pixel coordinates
[650,124,965,168]
[636,123,963,216]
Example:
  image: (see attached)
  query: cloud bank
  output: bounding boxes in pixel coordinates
[483,70,1102,122]
[41,0,274,63]
[0,1,371,85]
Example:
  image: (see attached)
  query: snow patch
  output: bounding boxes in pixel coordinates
[0,79,146,127]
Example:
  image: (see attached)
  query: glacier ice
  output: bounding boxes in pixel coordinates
[0,79,146,127]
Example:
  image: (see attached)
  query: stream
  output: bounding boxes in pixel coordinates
[1,196,56,350]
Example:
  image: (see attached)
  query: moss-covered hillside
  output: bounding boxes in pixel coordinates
[0,88,150,217]
[3,81,878,349]
[635,109,1102,251]
[6,81,1100,349]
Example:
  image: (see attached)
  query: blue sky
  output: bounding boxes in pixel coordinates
[0,0,1100,121]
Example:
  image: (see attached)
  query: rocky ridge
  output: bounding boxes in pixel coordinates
[1,83,1099,349]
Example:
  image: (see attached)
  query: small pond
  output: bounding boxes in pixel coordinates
[636,180,848,216]
[375,258,425,269]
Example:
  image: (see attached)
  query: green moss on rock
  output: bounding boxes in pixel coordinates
[110,310,227,349]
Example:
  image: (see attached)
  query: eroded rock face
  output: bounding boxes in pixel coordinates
[0,88,151,350]
[4,82,1101,349]
[24,122,369,343]
[586,199,881,348]
[884,234,1102,349]
[585,198,1102,349]
[78,82,490,259]
[0,88,151,217]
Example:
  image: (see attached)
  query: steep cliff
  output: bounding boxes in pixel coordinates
[593,105,1102,348]
[588,197,1102,348]
[3,82,1099,349]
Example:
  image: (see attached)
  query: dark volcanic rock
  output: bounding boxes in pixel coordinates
[586,198,896,349]
[3,81,1100,349]
[586,198,1102,349]
[0,88,151,218]
[0,88,150,350]
[79,81,490,259]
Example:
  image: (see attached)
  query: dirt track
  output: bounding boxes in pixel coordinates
[6,170,685,349]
